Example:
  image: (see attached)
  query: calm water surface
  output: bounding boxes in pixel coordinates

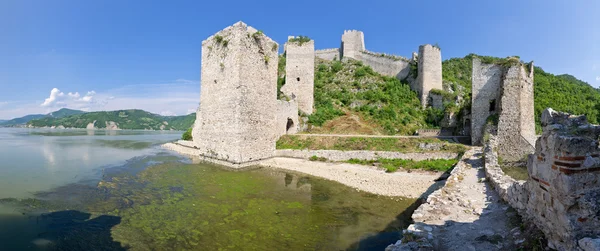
[0,128,418,250]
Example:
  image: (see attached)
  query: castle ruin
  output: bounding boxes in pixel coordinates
[526,109,600,250]
[471,57,536,161]
[192,21,279,166]
[282,36,315,115]
[315,30,442,108]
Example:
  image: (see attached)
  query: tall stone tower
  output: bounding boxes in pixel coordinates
[496,61,536,161]
[340,30,365,59]
[471,57,535,161]
[192,21,279,165]
[416,44,443,108]
[282,36,315,115]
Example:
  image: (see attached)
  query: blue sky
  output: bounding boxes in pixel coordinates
[0,0,598,119]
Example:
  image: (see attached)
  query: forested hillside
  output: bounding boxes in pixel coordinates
[28,109,194,130]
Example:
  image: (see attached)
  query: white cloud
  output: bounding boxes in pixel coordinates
[67,92,80,98]
[596,76,600,82]
[41,88,65,107]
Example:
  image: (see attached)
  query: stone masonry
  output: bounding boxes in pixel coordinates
[526,109,600,250]
[340,30,365,59]
[416,44,443,108]
[482,109,600,251]
[192,21,279,165]
[282,36,314,114]
[471,57,535,162]
[276,100,298,137]
[315,29,441,108]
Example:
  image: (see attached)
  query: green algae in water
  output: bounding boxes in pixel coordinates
[108,163,417,250]
[1,157,419,250]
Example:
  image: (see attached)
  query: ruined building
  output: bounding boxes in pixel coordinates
[315,30,443,108]
[526,109,600,250]
[282,36,315,115]
[192,21,279,165]
[471,57,536,161]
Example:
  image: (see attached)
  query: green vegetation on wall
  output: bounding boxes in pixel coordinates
[287,36,311,45]
[182,128,193,141]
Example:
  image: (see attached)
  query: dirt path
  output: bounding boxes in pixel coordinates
[388,148,523,250]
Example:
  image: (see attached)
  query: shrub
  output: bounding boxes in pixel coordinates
[288,36,311,45]
[182,128,193,141]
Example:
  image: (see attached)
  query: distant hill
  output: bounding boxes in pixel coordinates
[0,114,46,126]
[47,108,85,118]
[0,108,86,127]
[27,109,195,131]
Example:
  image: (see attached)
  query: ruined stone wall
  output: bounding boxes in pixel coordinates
[282,38,314,114]
[340,30,365,59]
[192,22,278,165]
[483,130,529,215]
[526,109,600,250]
[416,44,443,108]
[314,48,339,61]
[497,63,536,161]
[276,100,298,138]
[471,58,502,145]
[353,51,411,79]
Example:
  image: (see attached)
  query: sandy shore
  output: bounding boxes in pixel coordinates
[261,157,444,198]
[162,142,445,198]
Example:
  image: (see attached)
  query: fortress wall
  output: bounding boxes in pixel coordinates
[283,39,315,114]
[193,21,278,164]
[497,63,536,161]
[354,51,411,79]
[341,30,365,59]
[416,44,443,107]
[276,100,299,138]
[471,58,502,145]
[315,48,339,61]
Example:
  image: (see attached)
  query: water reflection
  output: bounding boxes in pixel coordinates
[0,128,420,250]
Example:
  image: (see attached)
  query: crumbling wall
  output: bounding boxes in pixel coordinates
[416,44,443,108]
[526,109,600,250]
[315,48,339,61]
[340,30,365,59]
[497,63,536,161]
[276,100,298,137]
[282,37,314,114]
[192,21,278,165]
[354,51,411,79]
[471,58,502,145]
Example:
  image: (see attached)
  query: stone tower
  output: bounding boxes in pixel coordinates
[471,57,535,161]
[340,30,365,59]
[192,21,279,165]
[282,36,315,115]
[416,44,443,108]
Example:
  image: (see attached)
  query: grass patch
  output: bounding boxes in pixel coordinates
[276,135,467,153]
[501,165,529,181]
[346,158,458,172]
[308,155,328,162]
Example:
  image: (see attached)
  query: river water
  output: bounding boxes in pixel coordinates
[0,128,418,250]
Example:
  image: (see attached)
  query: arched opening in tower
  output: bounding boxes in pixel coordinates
[286,118,295,134]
